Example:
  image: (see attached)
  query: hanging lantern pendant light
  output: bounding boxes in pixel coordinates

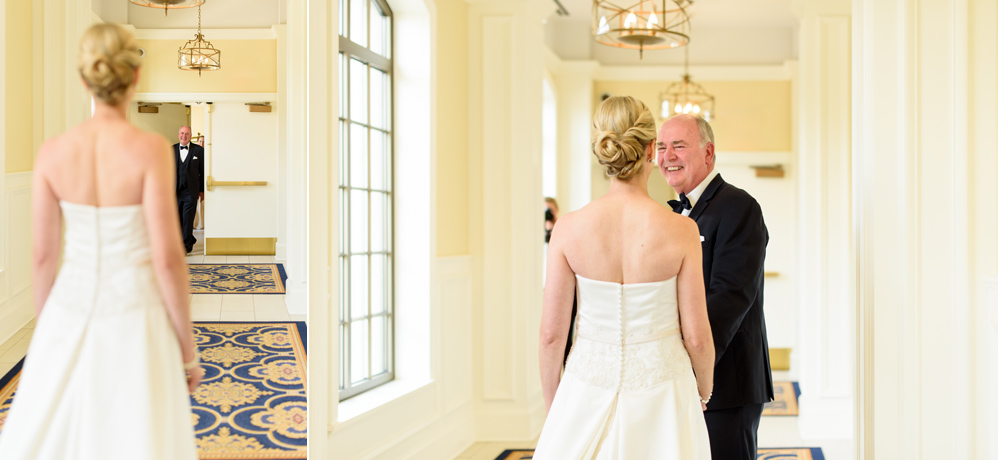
[660,46,715,120]
[593,0,693,59]
[178,4,221,76]
[130,0,205,17]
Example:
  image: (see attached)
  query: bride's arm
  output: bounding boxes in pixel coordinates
[676,218,714,408]
[539,218,576,414]
[143,135,201,391]
[31,142,62,317]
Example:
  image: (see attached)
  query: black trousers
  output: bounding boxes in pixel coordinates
[177,190,198,252]
[703,403,764,460]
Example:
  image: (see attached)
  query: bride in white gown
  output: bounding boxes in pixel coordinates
[0,24,200,459]
[536,96,714,459]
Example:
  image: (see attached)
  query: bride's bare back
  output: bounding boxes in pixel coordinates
[38,117,172,207]
[557,192,696,285]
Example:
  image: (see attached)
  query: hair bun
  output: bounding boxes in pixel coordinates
[78,24,142,106]
[591,96,656,180]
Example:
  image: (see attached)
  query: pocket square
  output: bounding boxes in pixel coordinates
[700,236,705,242]
[193,156,198,160]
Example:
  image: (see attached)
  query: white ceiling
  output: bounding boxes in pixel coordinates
[549,0,799,65]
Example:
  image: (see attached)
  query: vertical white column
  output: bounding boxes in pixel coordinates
[304,0,333,455]
[854,0,991,457]
[65,0,91,126]
[552,59,597,213]
[43,0,66,140]
[284,0,308,315]
[970,1,998,458]
[793,0,853,440]
[467,0,547,440]
[1,0,7,299]
[274,24,289,263]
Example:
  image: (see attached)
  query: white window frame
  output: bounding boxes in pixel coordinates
[338,0,395,401]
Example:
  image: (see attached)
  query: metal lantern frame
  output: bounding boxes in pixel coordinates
[660,46,715,120]
[129,0,205,16]
[177,5,220,76]
[592,0,693,59]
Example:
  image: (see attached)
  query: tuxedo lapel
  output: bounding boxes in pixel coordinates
[688,173,726,222]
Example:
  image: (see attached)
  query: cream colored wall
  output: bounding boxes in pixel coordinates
[190,105,205,140]
[128,103,188,144]
[5,0,34,173]
[434,0,469,257]
[594,80,793,151]
[136,39,277,93]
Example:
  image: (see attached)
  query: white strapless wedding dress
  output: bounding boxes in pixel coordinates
[0,201,197,460]
[534,274,711,460]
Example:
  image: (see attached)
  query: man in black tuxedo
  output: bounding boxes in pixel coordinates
[657,114,774,460]
[174,125,204,253]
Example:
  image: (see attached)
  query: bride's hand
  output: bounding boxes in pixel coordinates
[701,401,707,412]
[187,364,204,392]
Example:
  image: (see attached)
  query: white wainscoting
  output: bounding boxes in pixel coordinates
[982,276,998,460]
[326,256,475,460]
[0,172,34,346]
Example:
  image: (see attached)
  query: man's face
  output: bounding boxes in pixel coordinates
[656,117,714,195]
[179,127,192,145]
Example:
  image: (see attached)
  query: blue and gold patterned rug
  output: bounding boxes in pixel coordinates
[495,448,825,459]
[190,264,288,294]
[0,322,307,460]
[763,381,801,416]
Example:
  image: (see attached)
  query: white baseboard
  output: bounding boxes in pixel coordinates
[275,243,287,262]
[797,396,854,439]
[284,278,307,315]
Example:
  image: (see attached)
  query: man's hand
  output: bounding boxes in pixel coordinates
[199,192,204,201]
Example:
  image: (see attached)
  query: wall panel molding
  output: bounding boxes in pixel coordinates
[0,172,34,346]
[795,5,854,440]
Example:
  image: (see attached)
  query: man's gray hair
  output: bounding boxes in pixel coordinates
[694,115,714,148]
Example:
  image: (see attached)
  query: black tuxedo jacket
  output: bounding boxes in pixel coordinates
[673,174,774,410]
[174,143,204,201]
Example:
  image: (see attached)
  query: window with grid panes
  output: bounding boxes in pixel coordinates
[338,0,393,401]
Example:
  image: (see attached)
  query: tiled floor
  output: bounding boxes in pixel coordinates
[454,371,855,460]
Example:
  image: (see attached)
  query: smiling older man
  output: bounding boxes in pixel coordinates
[656,114,774,460]
[174,125,204,253]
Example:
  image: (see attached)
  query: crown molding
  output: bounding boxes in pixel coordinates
[134,28,277,40]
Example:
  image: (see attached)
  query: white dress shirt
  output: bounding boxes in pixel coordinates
[681,168,719,217]
[179,143,190,163]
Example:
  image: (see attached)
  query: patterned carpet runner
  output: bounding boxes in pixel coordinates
[762,381,800,416]
[0,321,307,460]
[190,264,288,294]
[495,448,825,459]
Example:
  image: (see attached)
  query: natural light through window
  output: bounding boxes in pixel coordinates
[338,0,394,401]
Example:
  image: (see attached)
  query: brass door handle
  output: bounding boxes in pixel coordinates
[206,176,268,191]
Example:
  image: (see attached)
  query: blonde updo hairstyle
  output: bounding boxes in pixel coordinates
[78,24,142,106]
[591,96,656,180]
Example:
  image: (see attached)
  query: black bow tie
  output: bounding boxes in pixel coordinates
[668,193,692,213]
[180,145,189,150]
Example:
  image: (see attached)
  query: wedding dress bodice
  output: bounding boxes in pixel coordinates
[565,274,692,392]
[60,201,151,269]
[54,201,161,318]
